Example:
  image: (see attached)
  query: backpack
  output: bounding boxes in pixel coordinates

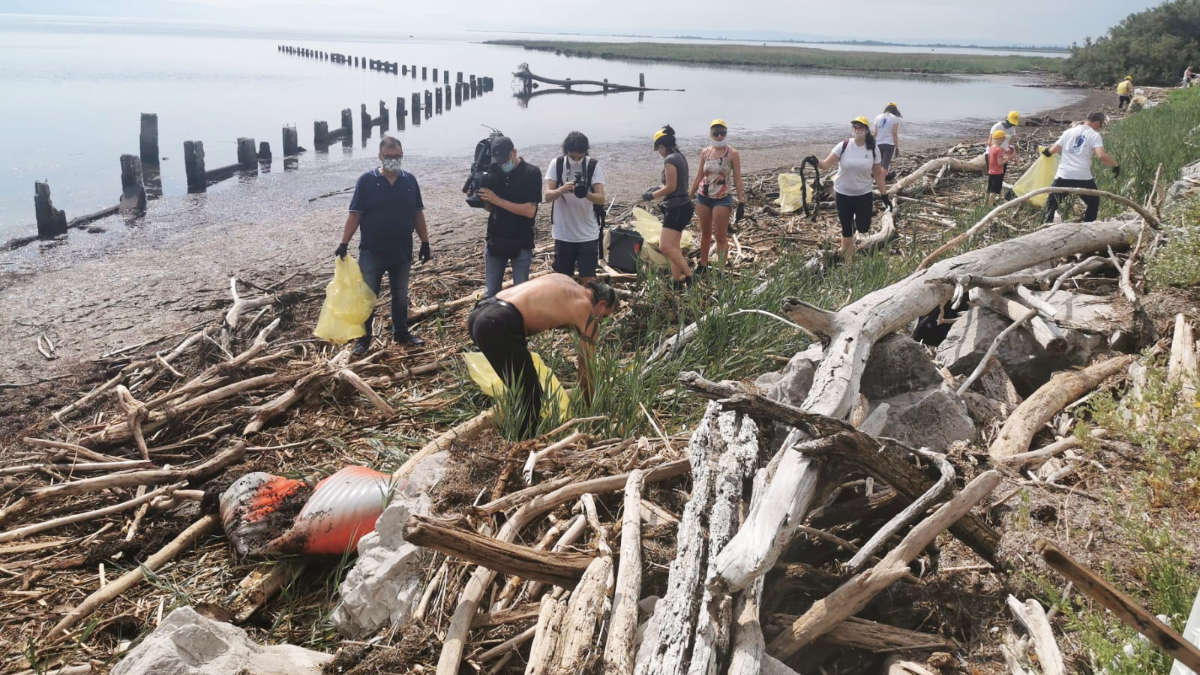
[553,155,607,233]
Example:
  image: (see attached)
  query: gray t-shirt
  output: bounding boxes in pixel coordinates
[661,151,690,208]
[545,156,606,243]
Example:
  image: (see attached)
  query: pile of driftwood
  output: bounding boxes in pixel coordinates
[3,110,1197,673]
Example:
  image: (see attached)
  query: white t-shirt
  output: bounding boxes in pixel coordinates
[832,139,880,196]
[1054,125,1103,180]
[874,113,902,145]
[990,121,1016,150]
[544,156,606,243]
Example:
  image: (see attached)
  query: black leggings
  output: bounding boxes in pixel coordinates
[468,299,542,439]
[835,192,873,238]
[1043,178,1100,223]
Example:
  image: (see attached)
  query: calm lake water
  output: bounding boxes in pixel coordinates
[0,16,1079,240]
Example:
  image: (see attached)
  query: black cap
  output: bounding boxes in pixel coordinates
[490,136,514,162]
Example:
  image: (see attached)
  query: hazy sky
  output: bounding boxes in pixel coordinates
[1,0,1168,46]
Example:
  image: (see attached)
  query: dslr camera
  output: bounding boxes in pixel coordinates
[572,170,588,199]
[463,129,506,209]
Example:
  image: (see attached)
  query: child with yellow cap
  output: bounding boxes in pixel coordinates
[986,129,1015,206]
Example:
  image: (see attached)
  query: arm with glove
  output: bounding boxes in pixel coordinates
[414,210,432,262]
[336,212,360,258]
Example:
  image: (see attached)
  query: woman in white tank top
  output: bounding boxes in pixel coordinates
[688,119,744,271]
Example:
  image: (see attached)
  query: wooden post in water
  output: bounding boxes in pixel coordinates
[639,73,645,88]
[341,108,353,136]
[422,66,427,80]
[361,56,366,69]
[412,93,421,126]
[424,90,432,119]
[257,141,272,164]
[119,154,147,215]
[457,71,463,83]
[435,87,442,114]
[282,126,299,156]
[412,64,416,78]
[313,121,329,151]
[237,137,258,173]
[432,67,438,82]
[469,75,477,98]
[139,113,159,167]
[402,64,407,75]
[360,104,371,135]
[454,82,462,106]
[34,182,68,238]
[444,84,452,110]
[444,70,450,84]
[184,140,206,192]
[379,100,389,130]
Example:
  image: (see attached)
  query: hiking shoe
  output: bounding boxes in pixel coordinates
[694,264,710,276]
[352,338,370,356]
[395,333,425,347]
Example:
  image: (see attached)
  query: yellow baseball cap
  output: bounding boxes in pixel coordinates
[851,116,870,127]
[887,101,898,107]
[992,129,1007,139]
[1126,75,1133,80]
[709,118,727,129]
[653,128,669,146]
[1008,110,1021,126]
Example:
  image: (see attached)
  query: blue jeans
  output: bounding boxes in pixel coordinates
[358,247,412,343]
[484,244,532,298]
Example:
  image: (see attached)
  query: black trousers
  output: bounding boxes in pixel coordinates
[835,192,873,238]
[468,299,541,438]
[1043,177,1100,223]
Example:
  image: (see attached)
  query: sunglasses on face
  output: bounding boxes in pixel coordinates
[711,129,727,137]
[851,123,868,131]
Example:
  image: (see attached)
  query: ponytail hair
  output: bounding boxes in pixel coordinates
[884,103,902,117]
[865,130,876,152]
[655,124,678,153]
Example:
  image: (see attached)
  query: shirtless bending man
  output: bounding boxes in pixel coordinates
[467,273,619,438]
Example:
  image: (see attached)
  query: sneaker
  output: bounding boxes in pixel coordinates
[395,333,425,347]
[351,338,370,356]
[694,264,710,276]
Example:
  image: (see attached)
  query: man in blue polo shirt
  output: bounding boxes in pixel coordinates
[336,135,432,355]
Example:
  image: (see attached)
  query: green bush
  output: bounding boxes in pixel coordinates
[1063,0,1200,85]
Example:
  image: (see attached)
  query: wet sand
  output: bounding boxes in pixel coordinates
[0,88,1102,382]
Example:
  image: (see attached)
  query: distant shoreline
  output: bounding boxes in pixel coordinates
[486,39,1064,76]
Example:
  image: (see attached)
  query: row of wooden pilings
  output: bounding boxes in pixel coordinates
[31,55,495,239]
[278,43,485,86]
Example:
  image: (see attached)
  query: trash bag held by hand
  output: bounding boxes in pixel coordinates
[630,207,692,269]
[775,173,810,213]
[1012,147,1059,208]
[314,255,377,344]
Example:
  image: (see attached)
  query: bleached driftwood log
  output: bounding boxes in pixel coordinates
[726,469,769,675]
[767,470,1001,660]
[969,287,1067,353]
[988,355,1134,462]
[1168,314,1198,401]
[887,154,986,197]
[552,556,614,672]
[634,404,759,675]
[603,470,644,675]
[527,593,569,675]
[1006,595,1066,675]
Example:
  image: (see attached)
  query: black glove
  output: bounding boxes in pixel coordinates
[1041,147,1054,158]
[335,242,348,259]
[642,189,656,202]
[735,202,745,223]
[1112,165,1121,178]
[419,241,432,262]
[879,194,893,211]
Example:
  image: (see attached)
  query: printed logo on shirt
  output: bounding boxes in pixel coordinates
[1070,133,1087,154]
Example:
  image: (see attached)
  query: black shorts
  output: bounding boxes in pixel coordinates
[878,144,896,170]
[661,201,695,232]
[468,299,542,438]
[552,239,599,278]
[834,192,873,238]
[1119,95,1131,107]
[987,174,1004,194]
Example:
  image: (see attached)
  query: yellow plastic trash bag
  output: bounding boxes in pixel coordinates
[313,256,377,344]
[631,207,693,269]
[775,173,810,213]
[463,351,570,420]
[1012,147,1059,208]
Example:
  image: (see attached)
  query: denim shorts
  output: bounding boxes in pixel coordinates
[696,193,734,209]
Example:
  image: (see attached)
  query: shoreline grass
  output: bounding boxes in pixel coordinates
[486,39,1064,76]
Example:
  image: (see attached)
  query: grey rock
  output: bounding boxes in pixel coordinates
[875,387,976,451]
[861,334,943,400]
[112,606,331,675]
[331,451,445,638]
[759,343,823,407]
[936,307,1064,395]
[962,391,1010,428]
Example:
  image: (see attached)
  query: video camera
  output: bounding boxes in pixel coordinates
[463,128,506,209]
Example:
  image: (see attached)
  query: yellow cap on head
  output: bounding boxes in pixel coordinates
[887,101,898,107]
[1007,110,1021,126]
[653,128,669,146]
[992,129,1007,140]
[1126,75,1133,80]
[851,116,871,127]
[709,118,727,129]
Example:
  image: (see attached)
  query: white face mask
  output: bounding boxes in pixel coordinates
[711,139,727,148]
[381,157,403,172]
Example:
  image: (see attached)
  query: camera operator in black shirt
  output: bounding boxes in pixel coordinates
[477,136,543,297]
